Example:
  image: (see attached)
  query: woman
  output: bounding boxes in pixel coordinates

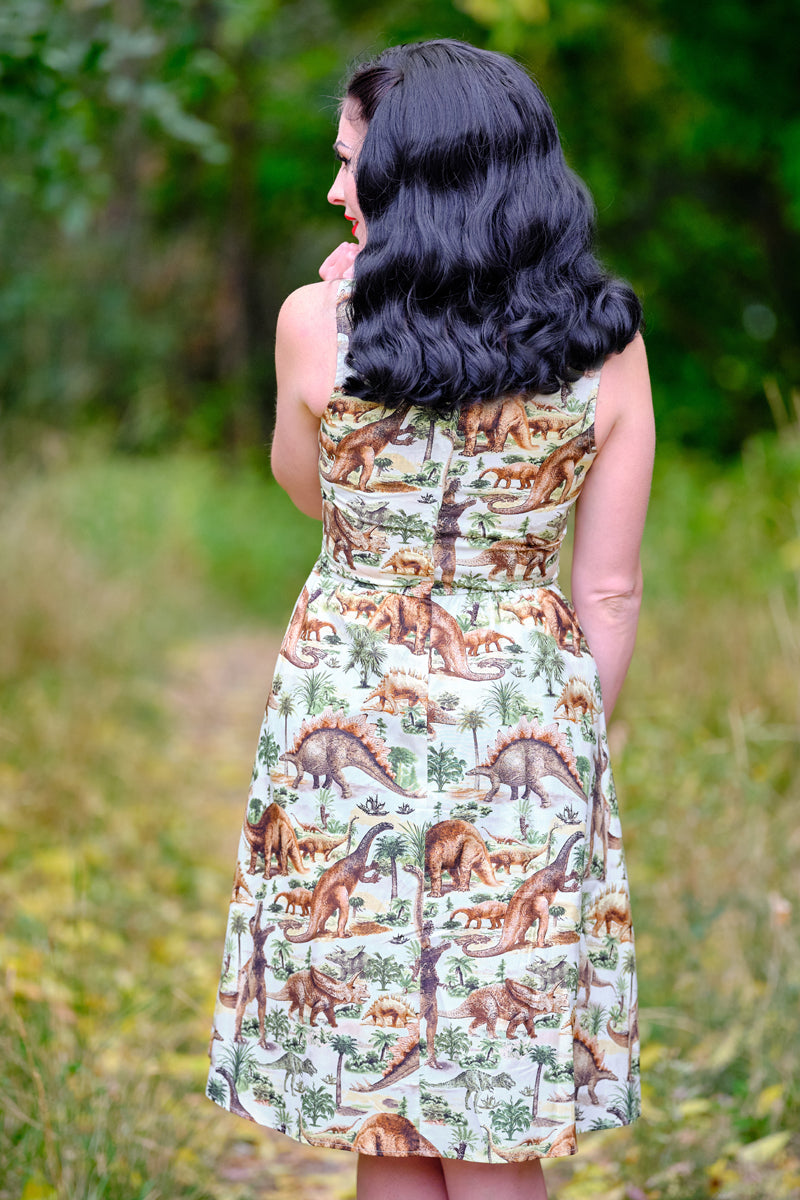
[207,39,654,1200]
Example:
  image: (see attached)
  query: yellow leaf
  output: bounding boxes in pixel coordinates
[560,1164,623,1200]
[678,1097,713,1118]
[707,1026,742,1070]
[21,1175,57,1200]
[780,538,800,570]
[639,1041,667,1070]
[736,1131,792,1164]
[705,1158,739,1189]
[755,1083,784,1117]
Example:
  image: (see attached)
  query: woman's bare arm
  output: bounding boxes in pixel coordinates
[571,333,655,717]
[271,280,340,519]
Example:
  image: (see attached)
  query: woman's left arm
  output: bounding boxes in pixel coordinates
[271,281,339,519]
[571,333,655,717]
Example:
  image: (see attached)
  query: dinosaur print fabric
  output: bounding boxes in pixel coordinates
[206,280,641,1162]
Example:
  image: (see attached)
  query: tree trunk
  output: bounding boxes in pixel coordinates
[424,417,436,462]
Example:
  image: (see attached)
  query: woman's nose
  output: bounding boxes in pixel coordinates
[327,167,344,206]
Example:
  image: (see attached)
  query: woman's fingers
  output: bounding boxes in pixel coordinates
[319,241,360,281]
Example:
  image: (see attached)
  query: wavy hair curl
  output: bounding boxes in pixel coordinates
[341,39,642,408]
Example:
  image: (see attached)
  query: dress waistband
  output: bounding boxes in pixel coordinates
[317,551,562,595]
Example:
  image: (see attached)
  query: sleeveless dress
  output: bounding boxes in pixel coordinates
[205,280,640,1162]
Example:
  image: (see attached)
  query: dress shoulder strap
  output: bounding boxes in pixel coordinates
[334,278,353,391]
[567,363,602,438]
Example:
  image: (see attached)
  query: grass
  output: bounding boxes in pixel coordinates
[1,422,799,1199]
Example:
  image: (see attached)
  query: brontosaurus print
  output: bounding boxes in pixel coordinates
[320,402,415,489]
[462,832,583,955]
[283,822,392,942]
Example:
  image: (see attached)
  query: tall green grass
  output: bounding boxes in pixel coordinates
[1,426,798,1199]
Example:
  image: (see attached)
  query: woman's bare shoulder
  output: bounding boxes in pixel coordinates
[275,279,342,418]
[595,332,652,448]
[277,279,341,337]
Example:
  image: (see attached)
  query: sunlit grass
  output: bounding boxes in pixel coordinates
[1,427,799,1198]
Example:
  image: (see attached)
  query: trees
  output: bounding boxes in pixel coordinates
[365,953,402,991]
[491,1098,531,1140]
[264,1007,290,1043]
[458,706,488,770]
[434,1025,471,1063]
[388,745,419,791]
[486,680,526,725]
[445,958,479,994]
[300,1084,336,1126]
[343,624,387,689]
[369,1028,396,1062]
[447,1115,480,1160]
[467,510,502,544]
[229,908,249,976]
[386,509,435,543]
[219,1040,257,1089]
[621,949,637,1080]
[257,730,279,769]
[329,1033,358,1110]
[276,692,295,746]
[525,1045,557,1120]
[427,744,467,792]
[374,833,409,900]
[294,669,338,717]
[3,0,796,454]
[528,632,566,698]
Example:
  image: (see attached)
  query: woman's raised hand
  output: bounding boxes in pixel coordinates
[319,241,360,281]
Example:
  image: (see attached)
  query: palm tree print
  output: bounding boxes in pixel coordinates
[343,624,388,688]
[467,509,502,543]
[294,669,338,716]
[486,680,527,725]
[526,1045,558,1119]
[448,1115,480,1160]
[276,691,295,746]
[374,832,408,900]
[206,326,640,1163]
[264,1008,290,1042]
[220,1040,258,1088]
[229,909,249,976]
[528,631,566,696]
[369,1029,397,1061]
[458,705,488,770]
[329,1034,358,1109]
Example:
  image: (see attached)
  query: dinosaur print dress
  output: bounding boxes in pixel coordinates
[206,280,641,1163]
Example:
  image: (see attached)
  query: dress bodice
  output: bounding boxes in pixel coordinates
[319,281,599,594]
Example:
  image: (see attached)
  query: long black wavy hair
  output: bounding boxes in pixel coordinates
[340,39,642,408]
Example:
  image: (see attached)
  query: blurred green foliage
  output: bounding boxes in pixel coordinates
[1,0,797,454]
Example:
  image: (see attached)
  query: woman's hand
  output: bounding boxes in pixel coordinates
[319,240,360,281]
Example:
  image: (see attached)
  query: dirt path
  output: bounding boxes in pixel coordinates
[167,631,358,1200]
